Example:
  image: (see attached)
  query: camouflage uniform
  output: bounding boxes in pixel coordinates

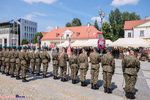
[5,50,11,75]
[119,49,123,59]
[26,50,30,72]
[10,50,16,76]
[59,51,68,80]
[0,51,2,72]
[52,51,59,78]
[122,55,140,93]
[41,51,50,77]
[89,52,101,87]
[69,55,78,82]
[15,51,21,78]
[78,53,88,85]
[1,50,6,73]
[35,51,42,75]
[101,53,115,90]
[29,51,36,73]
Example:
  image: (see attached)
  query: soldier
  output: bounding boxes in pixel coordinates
[35,47,42,76]
[59,47,68,82]
[101,47,115,93]
[5,46,11,76]
[15,46,22,80]
[119,48,123,59]
[30,48,36,74]
[41,47,50,78]
[1,46,7,74]
[0,47,2,72]
[78,47,89,86]
[69,49,79,84]
[26,47,30,73]
[20,46,29,82]
[122,48,140,99]
[10,46,16,78]
[52,47,59,79]
[89,47,101,90]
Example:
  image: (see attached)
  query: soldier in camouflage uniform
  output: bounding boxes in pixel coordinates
[20,46,29,82]
[122,48,140,99]
[30,48,36,74]
[101,47,115,93]
[69,50,79,84]
[15,46,22,80]
[52,47,59,79]
[26,47,30,73]
[89,47,101,90]
[10,46,17,78]
[5,47,11,76]
[41,47,50,78]
[59,47,68,82]
[0,47,2,72]
[1,46,7,74]
[78,47,89,86]
[35,47,42,76]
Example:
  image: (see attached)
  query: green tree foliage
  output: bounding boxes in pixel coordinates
[33,32,43,44]
[71,18,82,26]
[94,20,99,30]
[102,22,113,40]
[65,22,72,27]
[21,39,28,45]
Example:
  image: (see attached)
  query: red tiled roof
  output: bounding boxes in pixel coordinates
[124,19,150,30]
[41,25,98,40]
[42,32,48,36]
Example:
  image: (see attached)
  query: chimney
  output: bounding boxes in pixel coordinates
[87,23,90,27]
[145,16,149,20]
[56,26,59,29]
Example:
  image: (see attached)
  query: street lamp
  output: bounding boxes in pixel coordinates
[99,9,105,31]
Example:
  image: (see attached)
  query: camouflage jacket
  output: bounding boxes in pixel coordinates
[1,51,6,61]
[5,51,11,63]
[15,51,21,64]
[19,51,29,65]
[78,53,88,69]
[52,52,59,65]
[41,51,50,63]
[10,51,16,63]
[26,51,30,63]
[29,51,36,63]
[59,52,68,67]
[35,51,42,63]
[69,55,78,69]
[122,55,140,75]
[89,52,101,69]
[0,52,2,61]
[101,53,115,72]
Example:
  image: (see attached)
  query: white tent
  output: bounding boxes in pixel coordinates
[109,38,150,47]
[71,40,87,47]
[57,41,69,47]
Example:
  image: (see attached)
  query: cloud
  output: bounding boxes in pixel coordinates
[23,0,57,4]
[24,12,46,20]
[46,26,54,31]
[111,0,139,7]
[91,17,105,23]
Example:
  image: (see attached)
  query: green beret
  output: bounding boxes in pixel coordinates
[3,46,6,48]
[32,48,36,50]
[0,47,2,49]
[73,50,77,54]
[107,47,111,51]
[56,47,59,50]
[17,46,22,50]
[44,47,48,49]
[131,48,136,52]
[12,46,16,49]
[27,47,30,49]
[37,47,41,49]
[23,46,27,49]
[94,47,98,50]
[62,47,66,49]
[83,47,87,51]
[100,54,103,57]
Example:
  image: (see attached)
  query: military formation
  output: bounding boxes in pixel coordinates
[0,46,140,99]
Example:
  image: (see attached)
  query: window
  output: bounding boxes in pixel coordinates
[140,30,144,36]
[27,27,28,31]
[31,27,32,32]
[25,26,26,31]
[128,32,131,37]
[25,33,26,38]
[27,34,28,38]
[29,27,30,32]
[76,32,80,36]
[56,33,59,37]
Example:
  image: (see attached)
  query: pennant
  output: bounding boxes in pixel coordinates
[10,19,14,24]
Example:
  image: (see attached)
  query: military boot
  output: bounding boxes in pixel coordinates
[16,76,21,80]
[72,80,74,84]
[93,84,99,90]
[107,88,112,93]
[22,77,29,82]
[63,78,67,82]
[36,73,41,76]
[6,73,10,76]
[130,93,135,99]
[2,71,5,74]
[104,87,107,93]
[31,72,35,74]
[61,77,63,81]
[82,81,87,87]
[11,74,15,78]
[125,92,130,99]
[74,80,77,84]
[43,75,48,78]
[91,83,93,89]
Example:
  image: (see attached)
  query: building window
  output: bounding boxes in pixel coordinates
[29,27,30,32]
[140,30,144,36]
[25,26,26,31]
[27,34,28,38]
[56,33,59,37]
[25,33,26,38]
[31,27,32,32]
[44,43,46,46]
[27,27,28,31]
[128,32,131,37]
[76,32,80,36]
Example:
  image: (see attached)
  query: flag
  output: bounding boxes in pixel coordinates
[10,19,14,24]
[18,18,21,23]
[67,43,71,57]
[93,33,97,36]
[97,31,103,34]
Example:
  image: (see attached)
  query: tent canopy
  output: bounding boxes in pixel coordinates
[57,41,69,47]
[71,40,87,47]
[109,38,150,47]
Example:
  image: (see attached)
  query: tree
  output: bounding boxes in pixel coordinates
[65,22,72,27]
[21,39,28,45]
[71,18,82,26]
[94,20,99,30]
[33,32,43,44]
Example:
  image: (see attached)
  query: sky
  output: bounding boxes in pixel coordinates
[0,0,150,32]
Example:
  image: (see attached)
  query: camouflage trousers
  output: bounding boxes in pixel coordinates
[36,62,41,74]
[10,62,16,75]
[5,62,10,73]
[21,65,27,78]
[60,66,67,78]
[125,74,137,93]
[103,71,113,88]
[30,62,35,72]
[70,65,78,80]
[1,60,6,72]
[16,63,21,76]
[80,68,88,82]
[43,62,48,75]
[119,53,123,59]
[91,65,100,85]
[0,60,2,71]
[53,64,59,76]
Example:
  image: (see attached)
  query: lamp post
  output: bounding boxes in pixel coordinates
[99,9,105,32]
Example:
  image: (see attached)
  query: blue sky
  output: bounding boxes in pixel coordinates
[0,0,149,32]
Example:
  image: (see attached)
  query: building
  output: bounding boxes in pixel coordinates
[41,25,98,47]
[0,18,37,47]
[124,17,150,43]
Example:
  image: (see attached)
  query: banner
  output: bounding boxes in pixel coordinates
[67,43,71,57]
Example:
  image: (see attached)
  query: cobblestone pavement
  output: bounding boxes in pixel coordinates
[0,52,150,100]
